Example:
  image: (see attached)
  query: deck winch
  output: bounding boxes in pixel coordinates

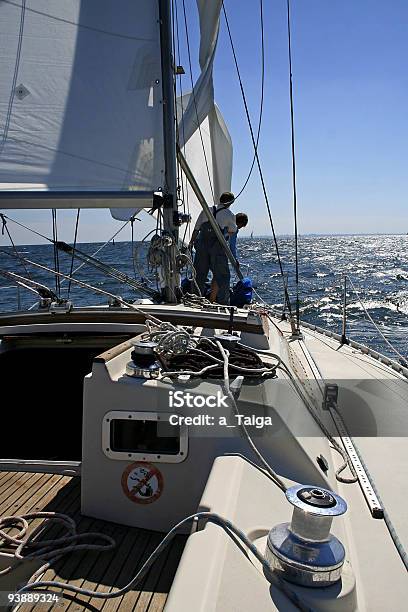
[265,484,347,587]
[126,339,161,379]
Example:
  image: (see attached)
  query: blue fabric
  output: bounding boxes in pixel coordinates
[230,277,253,306]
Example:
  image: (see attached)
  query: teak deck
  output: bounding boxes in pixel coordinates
[0,471,186,611]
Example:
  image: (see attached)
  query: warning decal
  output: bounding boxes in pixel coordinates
[121,462,164,505]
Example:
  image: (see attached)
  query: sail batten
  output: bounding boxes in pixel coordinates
[0,0,165,208]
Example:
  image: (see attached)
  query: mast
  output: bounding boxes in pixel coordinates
[158,0,180,303]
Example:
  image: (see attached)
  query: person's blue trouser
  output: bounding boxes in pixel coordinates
[194,229,230,305]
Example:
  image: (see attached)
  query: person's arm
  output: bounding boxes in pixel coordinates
[188,213,204,249]
[229,232,237,259]
[224,212,237,236]
[189,228,199,250]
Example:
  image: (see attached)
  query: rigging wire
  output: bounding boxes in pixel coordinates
[61,218,131,286]
[221,2,294,319]
[55,241,158,300]
[286,0,300,331]
[234,0,265,200]
[67,208,80,299]
[0,213,51,243]
[51,209,61,297]
[0,213,32,280]
[0,247,164,324]
[0,214,134,311]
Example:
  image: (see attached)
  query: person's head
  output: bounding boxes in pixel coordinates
[219,191,235,207]
[236,212,248,230]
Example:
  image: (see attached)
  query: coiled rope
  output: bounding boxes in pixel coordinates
[15,511,315,612]
[0,512,114,585]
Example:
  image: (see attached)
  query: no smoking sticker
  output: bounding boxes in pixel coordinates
[121,462,164,504]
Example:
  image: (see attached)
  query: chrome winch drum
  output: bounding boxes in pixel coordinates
[265,485,347,587]
[126,339,161,379]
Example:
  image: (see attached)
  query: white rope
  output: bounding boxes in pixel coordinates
[0,512,114,585]
[14,510,314,612]
[214,339,287,492]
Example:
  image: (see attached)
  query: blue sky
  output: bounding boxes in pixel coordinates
[2,0,407,244]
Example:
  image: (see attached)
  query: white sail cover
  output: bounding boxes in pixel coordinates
[112,0,233,229]
[0,0,164,206]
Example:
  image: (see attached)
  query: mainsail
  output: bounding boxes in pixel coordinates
[0,0,165,208]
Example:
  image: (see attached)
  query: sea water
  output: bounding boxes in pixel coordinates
[0,234,407,360]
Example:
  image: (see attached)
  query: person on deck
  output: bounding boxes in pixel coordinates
[209,212,248,302]
[189,191,237,305]
[229,212,248,266]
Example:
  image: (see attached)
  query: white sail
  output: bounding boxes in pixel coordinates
[112,0,232,230]
[0,0,164,208]
[176,96,232,242]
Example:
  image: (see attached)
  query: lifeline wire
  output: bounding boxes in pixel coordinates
[347,274,408,363]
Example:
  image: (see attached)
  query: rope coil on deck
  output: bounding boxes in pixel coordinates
[13,511,315,612]
[0,511,115,584]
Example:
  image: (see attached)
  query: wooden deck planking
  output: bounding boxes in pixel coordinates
[20,483,83,612]
[86,528,155,612]
[0,472,186,612]
[98,528,161,612]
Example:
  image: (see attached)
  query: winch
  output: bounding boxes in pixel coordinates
[126,339,161,378]
[265,484,347,587]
